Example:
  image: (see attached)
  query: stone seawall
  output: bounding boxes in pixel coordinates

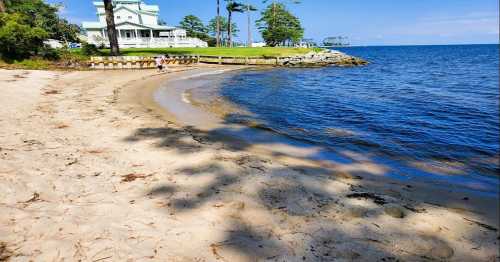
[87,50,367,69]
[279,50,368,67]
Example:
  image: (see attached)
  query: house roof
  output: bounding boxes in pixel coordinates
[93,1,159,12]
[93,0,140,6]
[140,4,159,12]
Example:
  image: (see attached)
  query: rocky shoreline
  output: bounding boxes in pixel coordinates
[280,50,368,67]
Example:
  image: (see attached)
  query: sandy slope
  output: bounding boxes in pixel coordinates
[0,67,498,261]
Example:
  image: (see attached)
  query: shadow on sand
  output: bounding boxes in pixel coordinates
[123,118,498,261]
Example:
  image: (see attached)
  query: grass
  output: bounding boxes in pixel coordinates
[0,49,90,70]
[1,47,325,70]
[0,58,54,70]
[73,47,322,58]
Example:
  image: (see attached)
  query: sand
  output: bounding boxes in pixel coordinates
[0,66,498,261]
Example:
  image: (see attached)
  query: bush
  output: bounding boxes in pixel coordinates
[81,43,101,56]
[38,45,61,60]
[206,38,217,47]
[0,13,49,60]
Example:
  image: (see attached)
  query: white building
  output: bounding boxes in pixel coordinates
[82,0,208,48]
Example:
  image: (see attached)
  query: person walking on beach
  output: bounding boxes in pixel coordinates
[155,56,164,72]
[161,55,169,71]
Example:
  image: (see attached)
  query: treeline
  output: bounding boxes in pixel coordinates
[179,0,304,47]
[0,0,306,60]
[0,0,80,60]
[179,15,239,47]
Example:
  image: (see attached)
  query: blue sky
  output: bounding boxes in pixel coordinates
[48,0,499,46]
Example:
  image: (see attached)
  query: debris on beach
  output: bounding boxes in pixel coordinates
[0,242,13,261]
[43,90,60,95]
[121,173,154,182]
[346,192,387,205]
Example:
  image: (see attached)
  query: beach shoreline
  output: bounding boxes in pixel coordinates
[153,66,499,194]
[0,66,498,261]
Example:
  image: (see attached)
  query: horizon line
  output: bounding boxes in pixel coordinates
[335,43,499,48]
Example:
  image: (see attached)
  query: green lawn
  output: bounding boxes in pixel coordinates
[0,47,324,70]
[86,47,322,57]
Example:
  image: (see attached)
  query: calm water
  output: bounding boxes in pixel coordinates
[219,45,499,186]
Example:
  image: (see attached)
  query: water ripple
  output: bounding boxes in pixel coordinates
[220,45,500,183]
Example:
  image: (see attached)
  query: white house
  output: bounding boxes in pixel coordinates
[82,0,208,48]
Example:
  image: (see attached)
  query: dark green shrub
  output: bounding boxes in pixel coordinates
[81,43,101,56]
[38,45,61,60]
[206,37,217,47]
[0,13,48,60]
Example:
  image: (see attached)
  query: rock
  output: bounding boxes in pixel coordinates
[280,50,368,67]
[384,204,405,218]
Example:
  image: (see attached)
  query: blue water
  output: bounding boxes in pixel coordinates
[219,45,499,188]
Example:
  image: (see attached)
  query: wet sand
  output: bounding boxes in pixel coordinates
[0,67,498,261]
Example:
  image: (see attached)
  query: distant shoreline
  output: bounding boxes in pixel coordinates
[335,43,499,48]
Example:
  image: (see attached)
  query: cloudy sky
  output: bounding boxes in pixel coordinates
[48,0,499,46]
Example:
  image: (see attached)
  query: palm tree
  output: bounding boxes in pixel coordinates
[0,0,6,13]
[216,0,221,47]
[226,1,245,47]
[103,0,120,55]
[245,4,257,47]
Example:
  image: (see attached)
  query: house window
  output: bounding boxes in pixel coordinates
[116,16,121,19]
[128,16,132,19]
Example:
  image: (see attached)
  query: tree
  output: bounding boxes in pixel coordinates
[0,0,84,60]
[103,0,119,55]
[4,0,80,42]
[262,0,300,31]
[0,0,6,13]
[256,3,303,46]
[0,13,48,59]
[54,18,81,43]
[244,3,257,47]
[208,16,238,46]
[225,1,245,47]
[158,18,167,25]
[179,15,209,41]
[216,0,220,47]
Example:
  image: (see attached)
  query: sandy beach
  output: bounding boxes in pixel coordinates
[0,66,498,261]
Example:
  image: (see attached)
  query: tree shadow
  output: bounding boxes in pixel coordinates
[124,122,499,260]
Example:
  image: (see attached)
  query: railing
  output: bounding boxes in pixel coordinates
[86,55,284,70]
[89,37,207,48]
[114,37,208,48]
[88,55,201,69]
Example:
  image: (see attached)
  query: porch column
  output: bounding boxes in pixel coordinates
[134,29,138,39]
[118,29,122,40]
[149,29,153,47]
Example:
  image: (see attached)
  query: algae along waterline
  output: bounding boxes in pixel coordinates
[189,44,499,194]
